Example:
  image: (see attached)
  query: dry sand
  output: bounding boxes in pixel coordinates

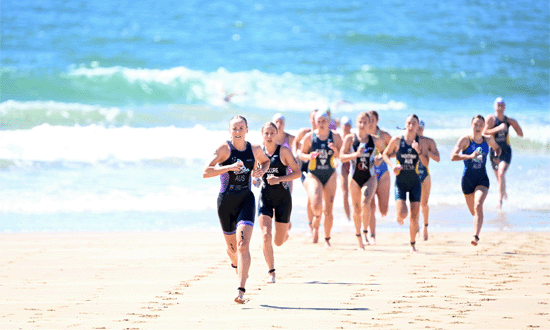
[1,229,549,329]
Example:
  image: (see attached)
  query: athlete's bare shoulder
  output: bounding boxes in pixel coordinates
[331,129,342,139]
[419,135,436,145]
[216,141,231,155]
[389,135,401,144]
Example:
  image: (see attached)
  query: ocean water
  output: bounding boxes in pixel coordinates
[1,0,549,233]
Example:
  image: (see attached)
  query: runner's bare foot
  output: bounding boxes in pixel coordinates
[307,222,313,237]
[356,234,365,250]
[325,237,332,248]
[363,231,371,246]
[423,225,428,241]
[471,235,479,246]
[370,234,376,245]
[410,242,417,254]
[234,287,246,304]
[312,227,319,243]
[267,269,276,284]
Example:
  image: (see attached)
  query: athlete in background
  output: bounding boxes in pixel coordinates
[383,114,429,253]
[293,110,318,235]
[340,112,385,249]
[417,120,440,241]
[367,110,391,245]
[483,97,523,209]
[299,110,343,247]
[257,122,300,284]
[339,116,353,221]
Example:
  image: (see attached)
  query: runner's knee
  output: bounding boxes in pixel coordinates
[262,231,272,243]
[273,235,285,247]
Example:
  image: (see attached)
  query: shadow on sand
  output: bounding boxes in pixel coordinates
[259,305,370,311]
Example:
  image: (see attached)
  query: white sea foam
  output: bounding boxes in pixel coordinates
[65,65,409,112]
[0,100,123,122]
[0,123,548,164]
[0,125,548,227]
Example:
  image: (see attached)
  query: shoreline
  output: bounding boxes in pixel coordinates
[1,203,548,234]
[1,229,549,329]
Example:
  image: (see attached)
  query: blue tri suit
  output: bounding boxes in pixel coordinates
[461,137,490,195]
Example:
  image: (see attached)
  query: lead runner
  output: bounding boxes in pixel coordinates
[203,115,270,303]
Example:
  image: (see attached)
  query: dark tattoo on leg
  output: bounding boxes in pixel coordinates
[241,230,244,240]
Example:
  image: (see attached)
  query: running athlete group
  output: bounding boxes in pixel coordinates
[203,97,523,303]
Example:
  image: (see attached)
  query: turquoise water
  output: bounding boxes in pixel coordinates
[1,0,549,232]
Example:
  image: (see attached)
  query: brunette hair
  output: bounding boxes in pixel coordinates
[367,110,379,121]
[261,121,278,133]
[357,111,371,121]
[471,115,485,122]
[407,114,419,122]
[230,115,248,127]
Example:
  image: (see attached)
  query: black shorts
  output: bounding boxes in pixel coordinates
[217,190,255,235]
[258,184,292,224]
[461,174,490,195]
[394,175,422,203]
[490,146,512,171]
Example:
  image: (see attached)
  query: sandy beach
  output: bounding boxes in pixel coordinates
[1,229,549,329]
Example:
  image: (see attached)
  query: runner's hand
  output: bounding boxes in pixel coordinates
[230,160,244,172]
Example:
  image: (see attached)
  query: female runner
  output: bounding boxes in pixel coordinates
[416,120,440,241]
[367,110,392,244]
[339,116,353,221]
[258,122,301,283]
[293,109,318,235]
[340,112,385,249]
[451,115,500,246]
[271,113,296,193]
[202,115,270,304]
[299,110,343,247]
[483,97,523,209]
[383,114,429,253]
